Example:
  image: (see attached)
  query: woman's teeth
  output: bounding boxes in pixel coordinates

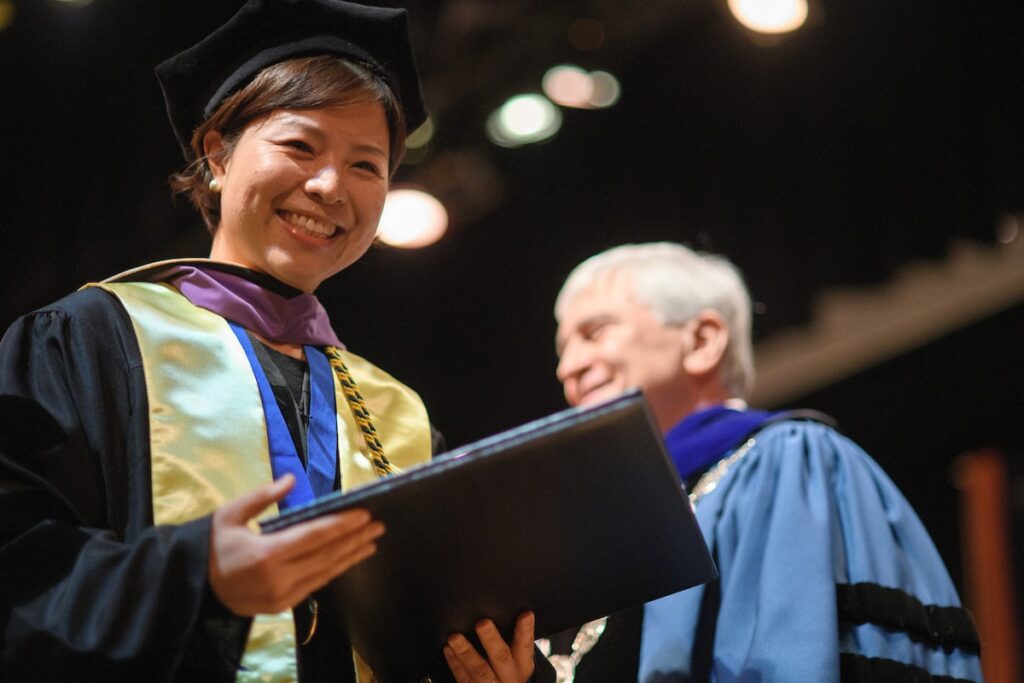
[280,211,337,238]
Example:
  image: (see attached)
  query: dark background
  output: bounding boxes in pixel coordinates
[1,0,1022,614]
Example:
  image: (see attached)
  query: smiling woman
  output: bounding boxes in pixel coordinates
[0,1,544,682]
[205,101,391,292]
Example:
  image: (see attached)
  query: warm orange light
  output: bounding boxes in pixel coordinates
[728,0,808,34]
[377,188,448,248]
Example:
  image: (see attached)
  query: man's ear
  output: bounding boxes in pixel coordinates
[203,130,227,181]
[682,310,729,377]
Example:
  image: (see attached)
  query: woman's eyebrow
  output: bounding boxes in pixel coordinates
[350,142,387,158]
[269,116,386,158]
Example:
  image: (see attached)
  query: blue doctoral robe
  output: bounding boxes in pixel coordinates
[639,409,983,682]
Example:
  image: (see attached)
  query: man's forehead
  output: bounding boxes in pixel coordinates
[563,270,638,317]
[556,270,644,345]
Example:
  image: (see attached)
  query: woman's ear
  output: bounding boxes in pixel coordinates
[203,130,227,180]
[682,310,730,378]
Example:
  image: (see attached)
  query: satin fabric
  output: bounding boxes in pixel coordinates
[99,280,432,682]
[638,419,983,682]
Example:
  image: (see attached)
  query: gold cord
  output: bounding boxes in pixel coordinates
[325,346,396,478]
[300,347,394,646]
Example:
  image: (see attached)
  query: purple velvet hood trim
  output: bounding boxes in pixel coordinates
[166,265,344,347]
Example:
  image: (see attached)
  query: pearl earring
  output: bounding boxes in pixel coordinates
[209,178,222,194]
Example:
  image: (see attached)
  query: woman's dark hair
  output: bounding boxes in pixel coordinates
[170,55,407,234]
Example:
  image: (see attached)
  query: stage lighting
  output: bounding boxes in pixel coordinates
[728,0,808,34]
[486,94,562,147]
[377,188,448,248]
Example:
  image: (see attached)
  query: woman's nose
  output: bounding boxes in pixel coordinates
[305,166,347,204]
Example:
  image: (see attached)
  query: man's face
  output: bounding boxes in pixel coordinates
[556,272,695,411]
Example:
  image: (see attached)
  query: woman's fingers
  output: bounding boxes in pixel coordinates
[511,612,536,674]
[443,643,474,683]
[209,480,385,615]
[276,513,383,565]
[443,615,535,683]
[217,474,295,526]
[474,620,516,680]
[445,634,493,682]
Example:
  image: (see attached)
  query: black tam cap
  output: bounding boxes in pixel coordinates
[155,0,427,159]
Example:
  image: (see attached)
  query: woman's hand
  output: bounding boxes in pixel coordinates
[444,611,536,683]
[208,474,385,615]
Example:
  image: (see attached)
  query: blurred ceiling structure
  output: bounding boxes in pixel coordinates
[0,0,1021,442]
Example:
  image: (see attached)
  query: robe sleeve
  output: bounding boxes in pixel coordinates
[639,420,982,682]
[0,288,249,681]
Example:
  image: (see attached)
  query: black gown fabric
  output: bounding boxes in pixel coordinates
[0,286,251,681]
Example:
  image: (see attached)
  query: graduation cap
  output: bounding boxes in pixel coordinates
[155,0,427,159]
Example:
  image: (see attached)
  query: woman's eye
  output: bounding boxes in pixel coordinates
[285,139,314,153]
[354,160,383,176]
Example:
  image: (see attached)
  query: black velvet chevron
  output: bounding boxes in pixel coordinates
[840,653,978,683]
[837,583,980,651]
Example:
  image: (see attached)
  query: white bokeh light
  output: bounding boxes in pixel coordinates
[728,0,808,34]
[486,94,562,147]
[376,188,448,248]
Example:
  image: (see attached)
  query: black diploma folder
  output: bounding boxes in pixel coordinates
[260,391,717,682]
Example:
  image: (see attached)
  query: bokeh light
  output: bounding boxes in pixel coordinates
[542,65,621,110]
[543,65,593,109]
[728,0,808,34]
[486,94,562,147]
[376,188,448,248]
[587,71,621,108]
[0,0,15,31]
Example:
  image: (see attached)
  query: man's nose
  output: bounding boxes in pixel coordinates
[556,341,587,384]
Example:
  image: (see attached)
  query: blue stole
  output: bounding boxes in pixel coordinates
[229,322,338,509]
[663,405,783,480]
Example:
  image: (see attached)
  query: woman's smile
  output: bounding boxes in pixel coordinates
[277,209,341,240]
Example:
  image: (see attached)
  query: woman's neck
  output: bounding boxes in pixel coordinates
[252,332,306,361]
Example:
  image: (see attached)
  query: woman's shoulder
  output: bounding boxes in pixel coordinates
[2,287,135,357]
